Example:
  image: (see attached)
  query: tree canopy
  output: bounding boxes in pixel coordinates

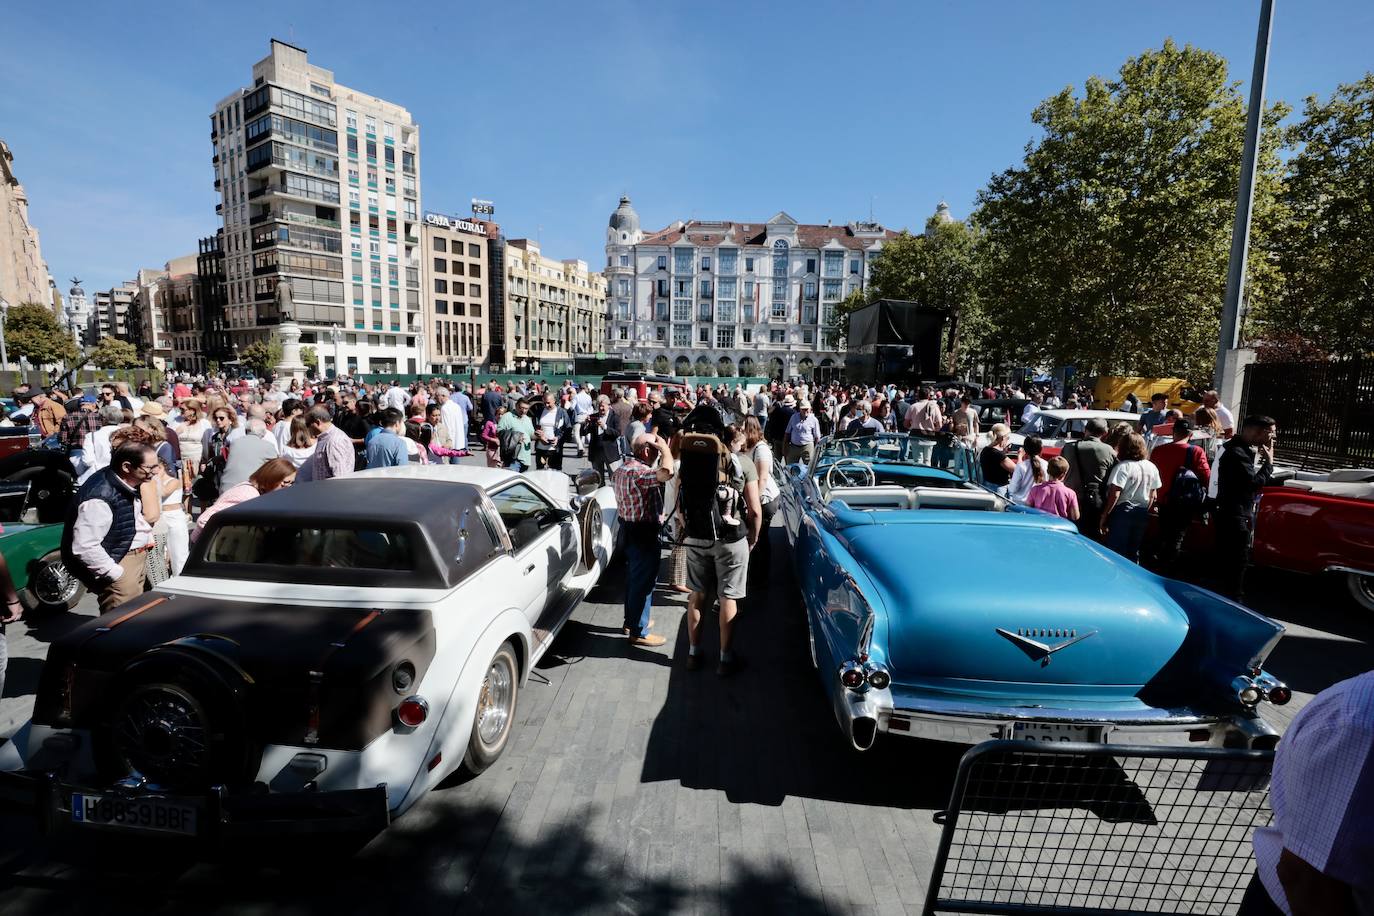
[6,302,79,366]
[239,336,283,377]
[974,40,1288,380]
[88,337,141,370]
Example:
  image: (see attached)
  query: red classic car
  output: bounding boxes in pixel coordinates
[1253,470,1374,612]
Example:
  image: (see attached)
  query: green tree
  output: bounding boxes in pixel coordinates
[300,345,318,373]
[239,335,284,377]
[6,302,79,366]
[88,336,141,370]
[1256,73,1374,359]
[974,40,1289,379]
[825,289,870,350]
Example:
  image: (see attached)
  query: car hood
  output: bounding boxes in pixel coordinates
[842,519,1189,695]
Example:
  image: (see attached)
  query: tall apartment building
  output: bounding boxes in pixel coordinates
[0,139,51,310]
[419,211,496,374]
[210,39,422,376]
[90,281,137,344]
[604,198,897,378]
[498,239,606,376]
[196,231,233,370]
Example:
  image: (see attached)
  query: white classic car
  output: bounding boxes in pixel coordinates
[0,465,617,843]
[1008,409,1145,456]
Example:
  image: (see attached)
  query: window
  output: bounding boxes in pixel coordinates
[469,243,480,258]
[698,327,710,344]
[718,301,737,322]
[771,280,788,319]
[770,329,785,344]
[656,326,666,341]
[365,115,377,134]
[657,255,668,270]
[469,263,481,278]
[849,259,861,275]
[619,254,629,267]
[435,300,448,314]
[772,239,788,277]
[450,260,463,275]
[366,140,377,159]
[701,255,711,270]
[803,330,815,345]
[823,279,842,300]
[469,283,481,297]
[673,299,691,322]
[742,328,753,343]
[655,279,670,298]
[717,327,735,348]
[806,258,817,274]
[618,325,629,340]
[201,525,415,576]
[718,278,737,301]
[699,279,712,298]
[345,110,358,129]
[745,257,754,272]
[804,281,817,299]
[371,262,382,282]
[719,249,737,274]
[674,248,693,274]
[433,257,446,273]
[617,279,629,297]
[384,120,395,138]
[824,251,844,277]
[435,279,448,294]
[471,303,481,317]
[673,325,691,347]
[487,486,554,553]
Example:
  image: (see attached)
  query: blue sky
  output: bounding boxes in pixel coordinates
[3,0,1371,299]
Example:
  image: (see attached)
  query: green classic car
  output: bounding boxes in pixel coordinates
[0,522,85,614]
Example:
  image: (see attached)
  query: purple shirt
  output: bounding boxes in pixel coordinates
[1025,479,1078,520]
[299,425,354,482]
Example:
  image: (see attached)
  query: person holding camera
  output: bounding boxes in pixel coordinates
[613,432,675,649]
[1213,415,1277,601]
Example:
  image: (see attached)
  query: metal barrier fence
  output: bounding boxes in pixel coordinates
[923,740,1274,916]
[1241,357,1374,470]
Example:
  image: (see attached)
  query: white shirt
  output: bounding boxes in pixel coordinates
[1007,455,1048,504]
[1253,671,1374,916]
[382,386,409,411]
[1213,402,1235,432]
[78,424,127,484]
[71,480,153,580]
[274,418,294,452]
[1021,402,1040,424]
[573,391,593,421]
[440,399,466,451]
[1106,459,1161,508]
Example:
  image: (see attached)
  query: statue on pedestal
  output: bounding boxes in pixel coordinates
[272,279,308,390]
[274,278,295,322]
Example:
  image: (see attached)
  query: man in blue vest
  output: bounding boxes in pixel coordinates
[61,440,158,613]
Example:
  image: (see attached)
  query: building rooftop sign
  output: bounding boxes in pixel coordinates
[424,212,489,236]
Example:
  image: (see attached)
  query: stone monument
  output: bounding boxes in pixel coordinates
[272,279,308,390]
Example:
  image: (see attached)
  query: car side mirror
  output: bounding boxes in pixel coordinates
[539,507,574,529]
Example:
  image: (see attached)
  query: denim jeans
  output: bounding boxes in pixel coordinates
[622,525,658,637]
[1105,503,1149,563]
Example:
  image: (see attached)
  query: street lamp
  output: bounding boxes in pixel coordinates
[0,297,9,373]
[329,323,344,379]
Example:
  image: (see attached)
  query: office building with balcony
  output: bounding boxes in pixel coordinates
[90,281,137,345]
[210,39,422,377]
[196,231,233,370]
[604,198,897,379]
[419,211,496,375]
[498,239,606,376]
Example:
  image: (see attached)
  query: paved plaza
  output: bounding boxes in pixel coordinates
[0,457,1369,915]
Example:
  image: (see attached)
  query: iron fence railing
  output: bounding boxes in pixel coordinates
[1241,357,1374,471]
[923,740,1274,916]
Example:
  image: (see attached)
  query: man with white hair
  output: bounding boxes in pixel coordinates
[220,417,279,489]
[437,387,468,459]
[846,401,884,436]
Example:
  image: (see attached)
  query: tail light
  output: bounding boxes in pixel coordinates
[1254,672,1291,706]
[1232,675,1262,707]
[397,696,429,727]
[866,668,891,690]
[839,662,866,690]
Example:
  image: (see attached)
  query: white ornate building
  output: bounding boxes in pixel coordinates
[604,197,898,378]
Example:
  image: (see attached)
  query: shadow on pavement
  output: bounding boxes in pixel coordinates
[1264,632,1374,697]
[0,796,829,915]
[0,657,42,700]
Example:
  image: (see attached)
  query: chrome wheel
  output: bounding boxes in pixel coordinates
[32,558,79,606]
[476,655,514,747]
[115,683,210,787]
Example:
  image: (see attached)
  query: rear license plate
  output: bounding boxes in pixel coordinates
[71,793,199,836]
[1012,722,1104,743]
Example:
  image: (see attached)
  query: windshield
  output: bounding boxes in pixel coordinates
[816,432,974,481]
[1017,414,1065,437]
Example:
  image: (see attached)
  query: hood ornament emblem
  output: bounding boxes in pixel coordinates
[996,627,1098,666]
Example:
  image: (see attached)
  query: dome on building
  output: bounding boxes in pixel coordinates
[933,201,953,224]
[608,195,640,235]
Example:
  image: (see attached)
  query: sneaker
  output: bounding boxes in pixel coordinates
[622,619,655,635]
[628,634,666,648]
[685,653,701,672]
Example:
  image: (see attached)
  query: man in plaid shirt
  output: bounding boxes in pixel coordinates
[612,432,674,648]
[58,399,104,467]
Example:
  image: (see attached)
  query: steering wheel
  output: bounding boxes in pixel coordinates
[825,458,876,492]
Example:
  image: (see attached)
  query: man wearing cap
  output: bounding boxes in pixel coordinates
[783,396,821,466]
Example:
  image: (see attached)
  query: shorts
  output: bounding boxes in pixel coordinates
[686,538,749,600]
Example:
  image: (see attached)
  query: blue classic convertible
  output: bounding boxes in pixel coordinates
[780,432,1290,751]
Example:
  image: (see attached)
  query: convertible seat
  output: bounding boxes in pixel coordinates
[910,487,1002,511]
[827,485,911,510]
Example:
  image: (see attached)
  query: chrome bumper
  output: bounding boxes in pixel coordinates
[834,689,1279,751]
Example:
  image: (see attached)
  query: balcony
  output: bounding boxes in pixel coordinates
[214,179,221,190]
[215,203,223,215]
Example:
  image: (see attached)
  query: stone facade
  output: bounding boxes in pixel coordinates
[0,140,50,311]
[497,239,606,376]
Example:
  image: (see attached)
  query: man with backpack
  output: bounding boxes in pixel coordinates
[1149,418,1211,573]
[496,398,535,471]
[677,409,762,676]
[1062,417,1116,541]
